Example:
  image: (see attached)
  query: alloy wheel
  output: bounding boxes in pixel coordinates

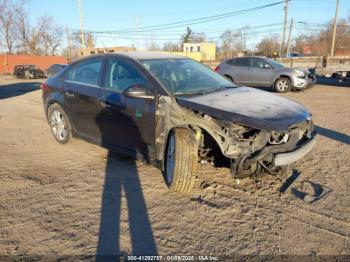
[277,79,289,91]
[50,109,68,142]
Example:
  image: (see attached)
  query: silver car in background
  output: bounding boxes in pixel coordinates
[215,56,316,93]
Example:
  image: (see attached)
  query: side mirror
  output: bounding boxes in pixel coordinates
[124,84,154,99]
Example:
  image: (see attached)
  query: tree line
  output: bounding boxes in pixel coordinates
[0,0,63,56]
[1,0,349,59]
[155,16,350,59]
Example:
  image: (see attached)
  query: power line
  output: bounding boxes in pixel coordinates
[297,21,350,28]
[93,28,284,42]
[79,22,284,37]
[72,1,284,34]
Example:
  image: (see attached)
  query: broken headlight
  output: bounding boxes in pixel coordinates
[269,131,289,145]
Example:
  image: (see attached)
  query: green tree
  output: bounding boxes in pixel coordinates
[181,27,193,43]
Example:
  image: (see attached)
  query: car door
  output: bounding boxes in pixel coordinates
[230,57,251,84]
[96,57,157,159]
[249,58,275,87]
[63,58,103,140]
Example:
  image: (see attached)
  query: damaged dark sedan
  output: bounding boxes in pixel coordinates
[42,52,316,192]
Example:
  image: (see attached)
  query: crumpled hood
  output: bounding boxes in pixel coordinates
[176,87,310,131]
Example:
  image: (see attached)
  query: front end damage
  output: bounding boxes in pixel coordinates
[225,120,316,179]
[155,95,316,180]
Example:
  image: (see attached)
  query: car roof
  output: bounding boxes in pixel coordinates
[117,51,186,60]
[232,56,268,59]
[75,51,187,63]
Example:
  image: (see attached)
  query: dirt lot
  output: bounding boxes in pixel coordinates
[0,75,349,259]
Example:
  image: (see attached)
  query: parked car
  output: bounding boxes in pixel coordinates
[13,65,23,77]
[44,64,68,78]
[42,52,316,192]
[14,64,45,79]
[215,56,316,93]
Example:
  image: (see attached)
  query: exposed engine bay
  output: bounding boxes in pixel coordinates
[155,94,316,180]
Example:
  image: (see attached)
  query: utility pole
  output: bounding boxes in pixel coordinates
[330,0,340,56]
[77,0,86,49]
[240,30,244,54]
[286,18,294,57]
[66,26,71,61]
[134,16,141,50]
[280,0,289,57]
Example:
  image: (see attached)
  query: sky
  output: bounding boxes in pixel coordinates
[27,0,350,50]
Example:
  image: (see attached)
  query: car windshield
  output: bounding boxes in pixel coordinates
[267,59,285,69]
[141,58,236,95]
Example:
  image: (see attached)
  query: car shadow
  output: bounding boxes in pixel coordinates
[0,82,41,99]
[250,86,273,92]
[315,125,350,145]
[290,180,331,203]
[252,86,306,93]
[95,104,158,260]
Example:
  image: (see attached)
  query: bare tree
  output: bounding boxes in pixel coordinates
[219,29,242,58]
[14,6,39,54]
[292,19,350,56]
[0,0,26,53]
[146,39,160,51]
[37,16,63,55]
[256,35,280,57]
[191,32,207,42]
[62,31,93,60]
[1,0,64,55]
[163,41,181,52]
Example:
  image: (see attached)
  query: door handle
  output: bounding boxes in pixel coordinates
[65,91,75,97]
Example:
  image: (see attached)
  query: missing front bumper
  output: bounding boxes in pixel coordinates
[274,136,316,166]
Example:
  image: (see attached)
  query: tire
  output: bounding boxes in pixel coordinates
[164,128,198,193]
[24,71,32,79]
[48,104,72,144]
[275,77,291,93]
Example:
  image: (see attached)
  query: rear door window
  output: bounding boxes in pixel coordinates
[66,59,102,86]
[233,58,250,67]
[226,59,234,65]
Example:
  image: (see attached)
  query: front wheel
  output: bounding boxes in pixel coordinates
[48,104,72,144]
[275,77,291,93]
[164,128,198,193]
[24,71,32,79]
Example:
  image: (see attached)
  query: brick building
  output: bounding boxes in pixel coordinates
[0,54,67,74]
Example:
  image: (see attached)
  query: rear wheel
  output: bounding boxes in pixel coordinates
[48,104,72,144]
[165,128,198,193]
[275,77,291,93]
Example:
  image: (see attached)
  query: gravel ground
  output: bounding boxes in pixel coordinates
[0,75,349,259]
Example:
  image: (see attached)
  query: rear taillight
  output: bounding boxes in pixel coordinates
[214,65,220,72]
[41,82,48,92]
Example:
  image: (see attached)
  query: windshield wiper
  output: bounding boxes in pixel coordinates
[174,85,233,96]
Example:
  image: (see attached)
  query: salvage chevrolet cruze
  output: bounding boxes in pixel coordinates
[42,52,316,192]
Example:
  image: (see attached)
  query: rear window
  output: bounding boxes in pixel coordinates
[232,58,250,67]
[66,59,102,86]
